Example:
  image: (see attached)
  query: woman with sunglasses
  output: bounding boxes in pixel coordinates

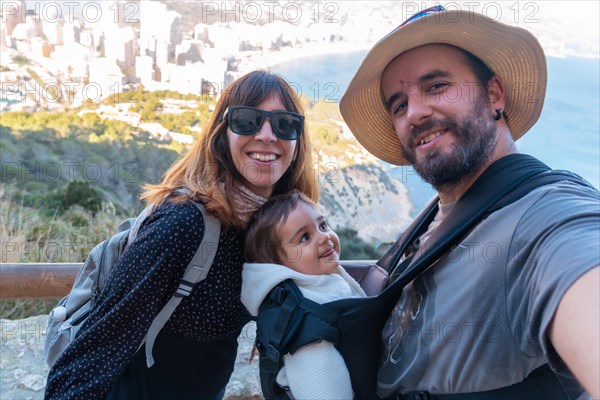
[44,70,318,400]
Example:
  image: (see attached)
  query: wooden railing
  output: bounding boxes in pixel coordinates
[0,263,83,299]
[0,261,375,299]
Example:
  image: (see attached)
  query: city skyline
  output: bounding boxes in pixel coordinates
[1,1,598,116]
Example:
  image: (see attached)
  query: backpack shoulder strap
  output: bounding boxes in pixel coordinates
[127,204,157,244]
[143,201,221,367]
[176,202,221,292]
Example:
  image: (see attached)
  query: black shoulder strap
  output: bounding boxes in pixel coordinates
[382,155,592,399]
[387,153,590,283]
[258,280,300,400]
[399,364,580,400]
[377,198,438,274]
[485,169,594,217]
[257,280,344,400]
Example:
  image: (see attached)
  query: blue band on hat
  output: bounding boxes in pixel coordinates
[399,5,447,28]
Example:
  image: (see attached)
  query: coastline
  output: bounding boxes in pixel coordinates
[236,41,371,72]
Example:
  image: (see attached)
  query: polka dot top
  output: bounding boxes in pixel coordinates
[44,200,248,399]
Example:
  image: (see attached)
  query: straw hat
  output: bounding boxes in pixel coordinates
[340,7,547,165]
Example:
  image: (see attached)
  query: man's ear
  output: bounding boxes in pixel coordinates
[487,75,506,110]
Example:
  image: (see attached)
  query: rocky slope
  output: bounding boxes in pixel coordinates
[319,163,414,246]
[0,316,262,399]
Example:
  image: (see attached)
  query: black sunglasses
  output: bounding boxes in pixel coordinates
[224,106,304,140]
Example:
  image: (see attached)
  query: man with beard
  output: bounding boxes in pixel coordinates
[340,5,599,400]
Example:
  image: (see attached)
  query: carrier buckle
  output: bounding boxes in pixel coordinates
[410,391,433,400]
[260,344,281,373]
[271,286,286,304]
[265,344,280,363]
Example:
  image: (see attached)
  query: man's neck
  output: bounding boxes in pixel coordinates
[436,134,518,204]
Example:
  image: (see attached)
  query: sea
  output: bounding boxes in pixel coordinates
[272,51,600,211]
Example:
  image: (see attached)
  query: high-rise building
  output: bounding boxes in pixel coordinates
[135,55,154,85]
[88,57,123,101]
[139,1,182,68]
[0,1,22,36]
[175,39,205,65]
[105,27,135,71]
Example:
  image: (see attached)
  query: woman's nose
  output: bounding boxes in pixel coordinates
[254,118,277,142]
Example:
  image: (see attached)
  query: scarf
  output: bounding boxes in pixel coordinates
[227,183,267,227]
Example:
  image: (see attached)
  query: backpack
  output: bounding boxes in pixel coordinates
[43,199,220,368]
[255,154,594,400]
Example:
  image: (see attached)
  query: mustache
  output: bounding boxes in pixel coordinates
[410,118,458,141]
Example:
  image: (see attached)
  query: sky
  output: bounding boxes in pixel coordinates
[496,0,599,59]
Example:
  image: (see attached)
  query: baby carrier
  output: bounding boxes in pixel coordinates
[255,154,592,400]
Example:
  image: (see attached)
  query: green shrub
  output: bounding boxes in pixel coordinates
[0,186,122,319]
[337,228,382,260]
[60,180,103,213]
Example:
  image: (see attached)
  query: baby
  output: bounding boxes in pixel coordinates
[241,190,366,400]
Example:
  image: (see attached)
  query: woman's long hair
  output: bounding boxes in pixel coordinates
[141,70,318,229]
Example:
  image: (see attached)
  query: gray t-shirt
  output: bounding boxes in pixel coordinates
[378,181,599,397]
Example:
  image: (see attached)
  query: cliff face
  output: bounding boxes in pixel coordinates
[319,163,414,246]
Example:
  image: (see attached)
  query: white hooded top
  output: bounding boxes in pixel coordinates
[241,263,366,400]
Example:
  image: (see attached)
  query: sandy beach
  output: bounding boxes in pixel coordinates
[236,41,371,73]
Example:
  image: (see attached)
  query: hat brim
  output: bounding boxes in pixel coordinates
[340,10,547,165]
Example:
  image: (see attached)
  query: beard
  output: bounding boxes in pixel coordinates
[400,93,498,189]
